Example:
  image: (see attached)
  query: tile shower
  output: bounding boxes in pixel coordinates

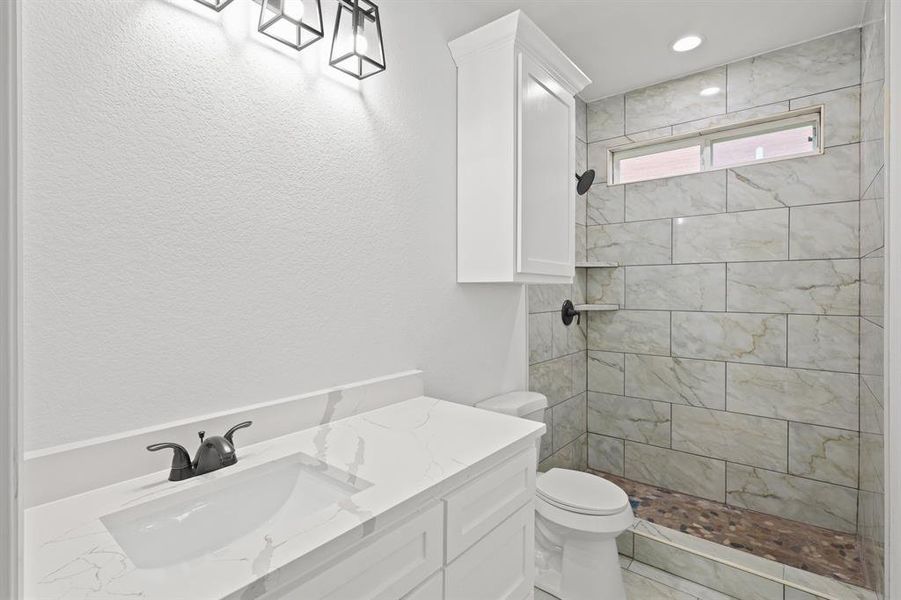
[529,6,885,596]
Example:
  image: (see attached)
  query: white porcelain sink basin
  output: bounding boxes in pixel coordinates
[101,453,370,569]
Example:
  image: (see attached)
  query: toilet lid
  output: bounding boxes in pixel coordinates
[536,469,630,516]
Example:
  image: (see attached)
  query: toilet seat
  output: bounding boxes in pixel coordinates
[536,469,630,516]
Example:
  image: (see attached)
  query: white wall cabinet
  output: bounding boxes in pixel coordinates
[450,11,590,284]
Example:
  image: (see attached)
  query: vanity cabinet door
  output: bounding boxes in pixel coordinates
[444,502,535,600]
[266,503,443,600]
[516,51,575,280]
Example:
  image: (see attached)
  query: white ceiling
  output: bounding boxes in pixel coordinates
[437,0,866,101]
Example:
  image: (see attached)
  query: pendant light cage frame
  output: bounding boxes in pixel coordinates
[259,0,325,52]
[193,0,236,11]
[329,0,386,80]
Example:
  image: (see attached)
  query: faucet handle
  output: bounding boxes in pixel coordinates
[224,421,253,445]
[147,442,194,481]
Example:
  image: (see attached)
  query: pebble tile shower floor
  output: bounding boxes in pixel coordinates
[593,471,870,590]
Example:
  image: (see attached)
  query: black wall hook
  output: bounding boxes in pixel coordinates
[561,300,581,326]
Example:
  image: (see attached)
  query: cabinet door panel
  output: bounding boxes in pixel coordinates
[517,51,575,278]
[445,502,535,600]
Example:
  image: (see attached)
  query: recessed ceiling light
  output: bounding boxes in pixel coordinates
[672,35,703,52]
[700,86,720,96]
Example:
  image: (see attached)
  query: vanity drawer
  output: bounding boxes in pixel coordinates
[272,502,444,600]
[444,448,535,560]
[403,570,444,600]
[444,502,534,600]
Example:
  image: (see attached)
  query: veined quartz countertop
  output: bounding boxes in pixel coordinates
[26,397,545,600]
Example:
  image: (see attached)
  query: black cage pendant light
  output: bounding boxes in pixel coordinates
[329,0,386,79]
[259,0,324,51]
[194,0,235,11]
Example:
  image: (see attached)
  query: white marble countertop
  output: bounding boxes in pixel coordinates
[26,397,545,600]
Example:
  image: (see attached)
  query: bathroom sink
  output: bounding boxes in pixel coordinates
[101,453,371,569]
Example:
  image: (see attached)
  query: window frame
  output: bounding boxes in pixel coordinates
[607,105,824,186]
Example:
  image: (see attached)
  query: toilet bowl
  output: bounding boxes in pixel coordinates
[475,392,633,600]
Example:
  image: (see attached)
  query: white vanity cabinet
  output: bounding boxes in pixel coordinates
[450,11,590,284]
[261,448,537,600]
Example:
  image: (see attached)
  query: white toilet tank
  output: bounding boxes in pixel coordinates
[475,391,548,466]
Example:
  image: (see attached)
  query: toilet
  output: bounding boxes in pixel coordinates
[475,391,633,600]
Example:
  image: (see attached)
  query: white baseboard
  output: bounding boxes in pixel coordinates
[24,370,424,507]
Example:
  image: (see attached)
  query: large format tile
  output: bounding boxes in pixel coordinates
[673,209,788,263]
[529,312,553,364]
[727,259,860,315]
[861,252,884,325]
[587,94,625,142]
[625,442,726,502]
[787,315,859,372]
[529,355,573,406]
[529,283,572,313]
[633,536,783,600]
[539,433,587,473]
[671,405,788,472]
[553,393,587,450]
[788,422,859,487]
[587,183,625,225]
[586,219,672,265]
[727,144,860,211]
[588,392,671,447]
[587,135,631,183]
[551,309,586,357]
[587,310,671,355]
[627,561,741,600]
[625,67,726,133]
[726,464,858,532]
[783,566,878,600]
[860,195,884,256]
[626,263,725,311]
[586,266,625,305]
[727,363,859,429]
[789,86,861,147]
[621,568,697,600]
[860,432,885,493]
[726,29,860,112]
[625,354,725,409]
[671,102,788,136]
[625,171,726,221]
[860,374,884,435]
[587,433,624,475]
[587,350,625,394]
[789,202,859,260]
[672,312,787,366]
[575,97,587,142]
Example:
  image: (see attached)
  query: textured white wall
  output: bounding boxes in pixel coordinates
[21,0,527,450]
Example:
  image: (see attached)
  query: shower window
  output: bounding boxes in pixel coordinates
[609,106,822,185]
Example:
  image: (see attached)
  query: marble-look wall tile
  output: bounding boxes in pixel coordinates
[671,102,788,136]
[587,135,631,183]
[539,433,588,472]
[575,139,587,184]
[575,97,588,142]
[625,263,725,310]
[529,355,573,406]
[529,283,572,313]
[617,531,634,557]
[727,363,859,429]
[726,463,858,532]
[860,196,884,256]
[625,354,725,409]
[860,376,884,435]
[727,144,860,212]
[861,309,885,378]
[587,219,672,265]
[539,408,553,461]
[726,29,860,112]
[671,405,788,471]
[587,94,625,142]
[861,252,884,325]
[586,266,625,305]
[552,311,586,357]
[588,392,671,447]
[787,315,859,372]
[625,171,726,221]
[529,312,553,364]
[672,312,787,366]
[588,310,671,355]
[588,433,624,475]
[575,222,587,264]
[633,536,784,600]
[588,350,625,394]
[788,422,859,487]
[572,351,587,396]
[587,183,625,225]
[790,86,861,147]
[625,441,726,502]
[860,139,884,201]
[789,202,859,260]
[862,14,885,84]
[860,432,884,493]
[625,67,726,133]
[673,209,788,263]
[553,393,587,451]
[727,259,860,315]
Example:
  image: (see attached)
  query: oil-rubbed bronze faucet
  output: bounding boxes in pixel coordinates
[147,421,253,481]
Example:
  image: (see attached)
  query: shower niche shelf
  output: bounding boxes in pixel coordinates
[575,262,618,268]
[575,304,619,312]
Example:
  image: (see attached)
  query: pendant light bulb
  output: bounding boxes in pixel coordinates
[355,31,368,54]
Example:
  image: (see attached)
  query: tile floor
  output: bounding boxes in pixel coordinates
[534,556,737,600]
[593,471,869,590]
